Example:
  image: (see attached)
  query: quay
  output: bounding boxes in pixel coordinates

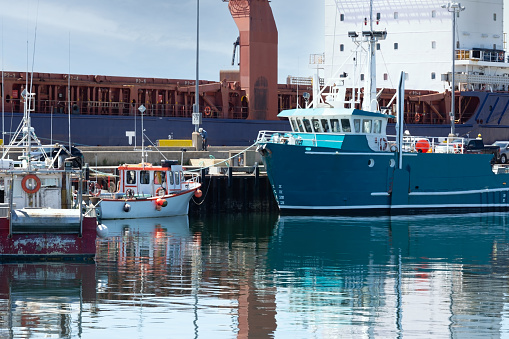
[78,145,278,214]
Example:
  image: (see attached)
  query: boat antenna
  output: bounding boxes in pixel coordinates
[138,104,146,165]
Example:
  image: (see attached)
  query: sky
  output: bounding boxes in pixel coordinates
[0,0,325,84]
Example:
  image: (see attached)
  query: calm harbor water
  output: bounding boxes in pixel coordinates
[2,212,509,338]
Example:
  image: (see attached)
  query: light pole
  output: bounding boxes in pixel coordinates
[193,0,201,133]
[442,2,465,137]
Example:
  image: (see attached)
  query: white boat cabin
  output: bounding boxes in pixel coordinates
[117,161,185,197]
[279,108,392,135]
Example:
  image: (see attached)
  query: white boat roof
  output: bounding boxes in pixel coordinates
[278,107,395,119]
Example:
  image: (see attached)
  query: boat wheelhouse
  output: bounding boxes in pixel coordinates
[97,161,201,220]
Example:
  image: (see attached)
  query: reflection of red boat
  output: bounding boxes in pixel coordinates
[0,263,96,302]
[0,263,96,334]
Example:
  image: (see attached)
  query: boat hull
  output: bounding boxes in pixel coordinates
[0,216,97,261]
[98,189,197,220]
[261,143,509,215]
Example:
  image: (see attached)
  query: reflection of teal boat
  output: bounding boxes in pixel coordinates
[270,214,505,271]
[267,214,508,337]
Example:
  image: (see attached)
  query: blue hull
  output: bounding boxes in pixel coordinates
[1,113,291,147]
[261,143,509,215]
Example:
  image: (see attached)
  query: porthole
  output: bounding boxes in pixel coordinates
[368,159,375,167]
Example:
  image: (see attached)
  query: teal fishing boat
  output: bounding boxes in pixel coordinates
[256,12,509,215]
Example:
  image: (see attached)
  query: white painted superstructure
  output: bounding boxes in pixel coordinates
[324,0,508,92]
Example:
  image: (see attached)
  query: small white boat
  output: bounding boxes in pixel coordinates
[96,160,201,220]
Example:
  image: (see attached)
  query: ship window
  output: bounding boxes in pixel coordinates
[126,170,136,184]
[373,119,382,134]
[154,171,165,185]
[297,119,305,132]
[175,172,180,185]
[340,14,344,21]
[376,43,381,50]
[384,73,388,80]
[394,12,398,19]
[394,43,399,50]
[312,119,321,132]
[321,119,330,132]
[290,118,299,132]
[431,41,436,49]
[341,119,351,132]
[376,13,381,20]
[360,74,365,81]
[169,172,174,185]
[432,10,436,18]
[331,119,340,132]
[431,72,436,79]
[354,119,361,133]
[302,118,313,132]
[140,171,150,184]
[362,119,372,133]
[340,44,344,52]
[494,13,496,21]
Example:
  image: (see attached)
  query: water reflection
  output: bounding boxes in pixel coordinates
[1,213,509,337]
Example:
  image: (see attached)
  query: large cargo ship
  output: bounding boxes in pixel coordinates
[1,0,509,146]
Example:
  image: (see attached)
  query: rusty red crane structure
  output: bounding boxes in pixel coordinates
[228,0,279,120]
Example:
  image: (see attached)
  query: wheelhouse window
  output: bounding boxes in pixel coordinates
[353,119,361,133]
[297,119,305,132]
[290,118,299,132]
[331,119,341,132]
[140,171,150,184]
[169,172,174,185]
[154,171,165,185]
[302,119,313,132]
[312,119,321,132]
[175,172,180,185]
[362,119,372,133]
[341,119,351,132]
[373,119,382,134]
[126,170,136,184]
[321,119,330,132]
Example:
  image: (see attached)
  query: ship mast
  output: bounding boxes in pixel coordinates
[442,2,465,137]
[361,0,386,112]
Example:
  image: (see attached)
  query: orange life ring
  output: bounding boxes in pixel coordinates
[156,187,166,196]
[204,106,211,116]
[379,137,388,151]
[21,174,41,194]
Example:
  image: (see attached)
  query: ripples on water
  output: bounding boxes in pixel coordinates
[2,213,509,338]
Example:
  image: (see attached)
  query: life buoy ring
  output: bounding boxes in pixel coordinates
[21,174,41,194]
[454,144,463,154]
[204,106,211,116]
[379,137,388,151]
[415,113,421,122]
[156,187,166,197]
[125,188,135,198]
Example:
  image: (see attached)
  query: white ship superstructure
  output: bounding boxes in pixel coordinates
[325,0,508,93]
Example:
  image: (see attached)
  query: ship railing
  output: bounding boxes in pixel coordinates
[258,130,470,154]
[388,135,467,154]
